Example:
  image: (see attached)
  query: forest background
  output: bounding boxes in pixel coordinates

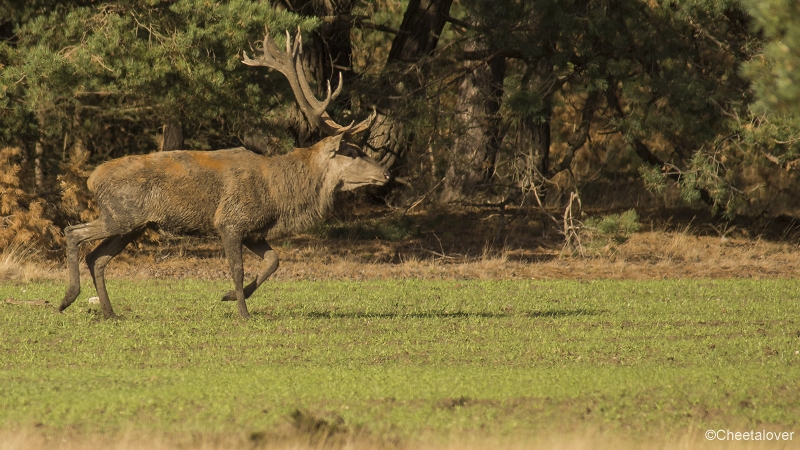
[1,0,799,256]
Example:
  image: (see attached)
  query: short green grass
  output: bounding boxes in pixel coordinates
[1,279,799,443]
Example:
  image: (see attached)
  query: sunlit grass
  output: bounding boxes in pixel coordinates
[1,279,799,445]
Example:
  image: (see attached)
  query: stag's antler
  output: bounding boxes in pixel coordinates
[243,28,375,136]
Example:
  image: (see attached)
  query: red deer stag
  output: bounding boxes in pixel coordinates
[59,30,389,319]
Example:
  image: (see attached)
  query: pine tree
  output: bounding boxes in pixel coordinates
[742,0,800,115]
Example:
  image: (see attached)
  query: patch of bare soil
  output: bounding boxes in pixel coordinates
[97,234,798,282]
[33,206,799,283]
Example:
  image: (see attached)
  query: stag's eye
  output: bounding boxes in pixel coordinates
[338,147,361,158]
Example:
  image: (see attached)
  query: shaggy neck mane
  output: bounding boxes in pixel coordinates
[267,149,337,236]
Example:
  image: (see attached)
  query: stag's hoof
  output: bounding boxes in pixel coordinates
[221,290,236,302]
[60,289,80,312]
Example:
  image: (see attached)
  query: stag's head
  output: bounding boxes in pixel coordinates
[312,134,391,191]
[243,29,388,190]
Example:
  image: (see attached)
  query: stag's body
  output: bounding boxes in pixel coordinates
[60,135,389,318]
[91,144,339,237]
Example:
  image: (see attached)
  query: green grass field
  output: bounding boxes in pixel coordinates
[1,279,799,447]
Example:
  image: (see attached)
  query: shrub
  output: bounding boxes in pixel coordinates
[0,147,63,255]
[584,209,641,245]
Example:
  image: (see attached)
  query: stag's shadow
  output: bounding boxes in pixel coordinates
[258,308,603,320]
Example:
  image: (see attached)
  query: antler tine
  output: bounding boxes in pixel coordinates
[347,107,377,136]
[322,117,353,134]
[242,29,280,69]
[291,28,303,58]
[285,30,295,58]
[330,73,343,100]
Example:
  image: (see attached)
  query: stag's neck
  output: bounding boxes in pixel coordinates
[265,151,338,236]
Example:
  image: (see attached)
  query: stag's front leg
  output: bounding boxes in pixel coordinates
[221,239,279,302]
[220,232,250,319]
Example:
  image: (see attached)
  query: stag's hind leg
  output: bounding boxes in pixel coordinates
[86,229,144,319]
[222,239,279,302]
[220,232,250,319]
[60,221,116,313]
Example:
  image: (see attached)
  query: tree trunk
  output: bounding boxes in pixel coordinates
[517,112,551,197]
[33,113,48,194]
[548,89,600,176]
[367,0,454,171]
[387,0,452,62]
[160,121,184,151]
[19,143,31,193]
[512,57,562,204]
[440,52,507,203]
[34,140,44,194]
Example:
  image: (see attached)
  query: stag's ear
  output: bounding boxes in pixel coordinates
[321,133,345,158]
